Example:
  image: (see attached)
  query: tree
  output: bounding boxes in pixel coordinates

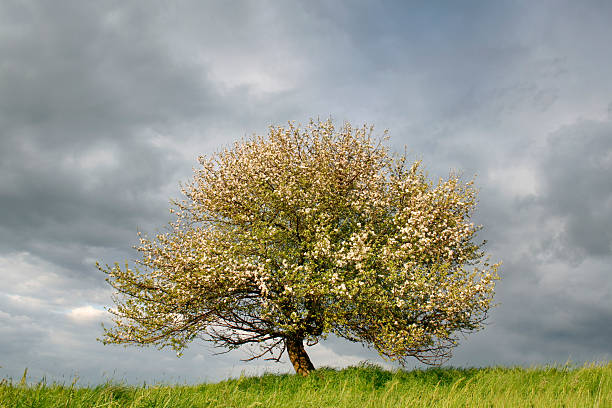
[99,119,499,376]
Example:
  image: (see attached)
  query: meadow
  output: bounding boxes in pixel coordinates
[1,362,610,407]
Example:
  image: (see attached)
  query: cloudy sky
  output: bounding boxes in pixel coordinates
[1,0,611,384]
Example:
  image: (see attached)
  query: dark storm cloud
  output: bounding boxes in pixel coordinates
[451,251,612,366]
[0,1,238,270]
[538,120,612,260]
[0,1,216,137]
[450,117,612,367]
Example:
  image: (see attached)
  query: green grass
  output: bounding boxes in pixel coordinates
[1,362,610,407]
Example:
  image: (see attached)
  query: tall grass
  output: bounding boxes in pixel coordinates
[1,362,610,407]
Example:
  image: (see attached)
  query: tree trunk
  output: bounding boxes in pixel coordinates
[286,337,315,376]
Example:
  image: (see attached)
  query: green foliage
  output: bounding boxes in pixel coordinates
[2,363,610,407]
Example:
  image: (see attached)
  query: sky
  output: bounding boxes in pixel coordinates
[1,0,611,385]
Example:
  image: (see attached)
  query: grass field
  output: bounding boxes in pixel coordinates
[1,362,610,407]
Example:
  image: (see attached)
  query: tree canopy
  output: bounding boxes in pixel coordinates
[99,120,499,375]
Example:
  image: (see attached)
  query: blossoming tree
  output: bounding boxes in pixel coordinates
[99,119,499,376]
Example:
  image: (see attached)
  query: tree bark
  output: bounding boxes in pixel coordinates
[286,337,315,376]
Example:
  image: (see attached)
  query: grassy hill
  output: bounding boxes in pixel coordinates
[1,362,610,407]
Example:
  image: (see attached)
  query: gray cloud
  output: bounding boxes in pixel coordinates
[0,1,239,273]
[1,0,611,384]
[538,119,612,260]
